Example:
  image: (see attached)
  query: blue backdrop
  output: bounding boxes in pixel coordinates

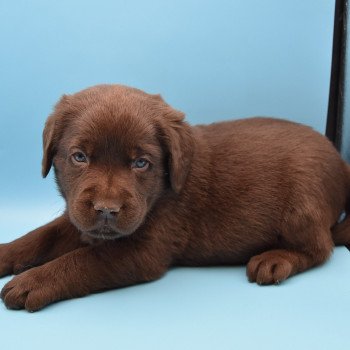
[0,0,334,211]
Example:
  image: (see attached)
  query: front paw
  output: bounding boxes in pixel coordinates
[1,268,58,312]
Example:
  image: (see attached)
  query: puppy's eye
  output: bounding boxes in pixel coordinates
[132,158,149,170]
[72,152,88,163]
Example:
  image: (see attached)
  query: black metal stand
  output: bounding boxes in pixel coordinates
[326,0,349,249]
[326,0,348,155]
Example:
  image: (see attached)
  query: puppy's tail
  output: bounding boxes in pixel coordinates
[332,165,350,246]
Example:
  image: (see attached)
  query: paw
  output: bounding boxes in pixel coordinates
[247,251,294,285]
[0,268,57,312]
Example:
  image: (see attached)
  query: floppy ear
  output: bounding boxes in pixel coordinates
[42,95,70,177]
[154,97,194,193]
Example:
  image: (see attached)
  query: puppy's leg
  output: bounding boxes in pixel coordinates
[0,215,84,277]
[1,237,170,311]
[247,223,334,285]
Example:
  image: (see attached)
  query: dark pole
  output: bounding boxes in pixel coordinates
[326,0,347,151]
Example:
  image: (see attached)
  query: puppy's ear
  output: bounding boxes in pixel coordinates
[154,97,194,193]
[42,95,70,177]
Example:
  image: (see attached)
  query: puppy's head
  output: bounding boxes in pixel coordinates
[42,85,193,239]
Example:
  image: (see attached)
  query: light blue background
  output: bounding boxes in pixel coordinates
[2,1,349,349]
[0,247,349,350]
[0,0,335,205]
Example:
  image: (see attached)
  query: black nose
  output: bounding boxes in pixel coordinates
[93,203,121,219]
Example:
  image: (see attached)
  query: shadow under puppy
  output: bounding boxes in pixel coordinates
[1,84,350,312]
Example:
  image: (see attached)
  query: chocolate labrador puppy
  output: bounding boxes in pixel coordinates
[1,84,350,312]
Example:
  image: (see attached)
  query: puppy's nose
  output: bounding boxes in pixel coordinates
[93,202,121,219]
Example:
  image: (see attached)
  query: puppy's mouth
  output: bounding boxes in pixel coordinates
[85,224,124,240]
[84,215,126,240]
[68,204,143,241]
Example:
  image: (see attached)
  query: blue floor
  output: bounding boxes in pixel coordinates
[0,206,350,349]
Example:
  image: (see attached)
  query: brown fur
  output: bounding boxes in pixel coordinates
[1,84,350,312]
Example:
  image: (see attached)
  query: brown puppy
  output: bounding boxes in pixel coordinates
[1,84,350,312]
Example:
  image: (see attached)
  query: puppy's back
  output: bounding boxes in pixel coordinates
[189,117,349,237]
